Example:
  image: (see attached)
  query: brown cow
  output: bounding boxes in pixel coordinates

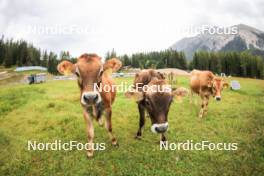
[190,70,228,118]
[125,69,187,142]
[57,53,121,157]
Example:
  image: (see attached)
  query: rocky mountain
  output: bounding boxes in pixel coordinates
[170,24,264,60]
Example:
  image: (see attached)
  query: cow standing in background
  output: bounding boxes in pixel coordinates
[190,70,229,118]
[57,54,121,158]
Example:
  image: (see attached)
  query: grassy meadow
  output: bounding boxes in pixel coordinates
[0,75,264,176]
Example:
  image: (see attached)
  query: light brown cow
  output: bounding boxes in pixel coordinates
[57,53,121,157]
[190,70,228,118]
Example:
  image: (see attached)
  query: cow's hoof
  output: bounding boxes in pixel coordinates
[112,142,119,147]
[158,140,168,144]
[161,138,167,142]
[86,151,94,158]
[111,139,119,147]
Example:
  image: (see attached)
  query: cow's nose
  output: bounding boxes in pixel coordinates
[155,126,168,133]
[83,94,98,104]
[151,123,168,133]
[215,96,221,101]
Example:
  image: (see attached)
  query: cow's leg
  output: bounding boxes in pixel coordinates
[203,96,209,116]
[160,133,167,142]
[199,96,205,118]
[83,109,94,158]
[98,116,104,126]
[105,107,118,146]
[135,101,145,139]
[93,105,103,126]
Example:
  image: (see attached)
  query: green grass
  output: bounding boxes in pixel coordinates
[0,76,264,176]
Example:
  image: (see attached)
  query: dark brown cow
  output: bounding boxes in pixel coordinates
[190,70,229,118]
[125,69,187,142]
[57,53,121,157]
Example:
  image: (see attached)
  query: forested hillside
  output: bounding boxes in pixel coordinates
[1,36,264,79]
[0,36,74,74]
[189,51,264,79]
[117,49,264,79]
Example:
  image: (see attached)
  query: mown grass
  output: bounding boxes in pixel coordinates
[0,76,264,176]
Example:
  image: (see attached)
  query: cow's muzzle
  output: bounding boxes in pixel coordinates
[81,92,102,105]
[215,96,221,101]
[151,122,168,134]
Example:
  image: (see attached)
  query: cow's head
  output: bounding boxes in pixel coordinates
[57,54,121,107]
[208,77,229,101]
[125,79,188,134]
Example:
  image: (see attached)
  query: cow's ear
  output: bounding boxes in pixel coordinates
[223,82,229,88]
[103,58,122,76]
[57,60,76,75]
[125,90,144,102]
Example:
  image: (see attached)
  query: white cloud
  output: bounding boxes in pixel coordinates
[0,0,263,57]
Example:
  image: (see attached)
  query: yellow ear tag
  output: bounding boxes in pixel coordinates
[104,68,113,77]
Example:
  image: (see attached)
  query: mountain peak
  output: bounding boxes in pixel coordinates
[235,24,263,34]
[170,24,264,60]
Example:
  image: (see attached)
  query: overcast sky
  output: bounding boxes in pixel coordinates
[0,0,264,58]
